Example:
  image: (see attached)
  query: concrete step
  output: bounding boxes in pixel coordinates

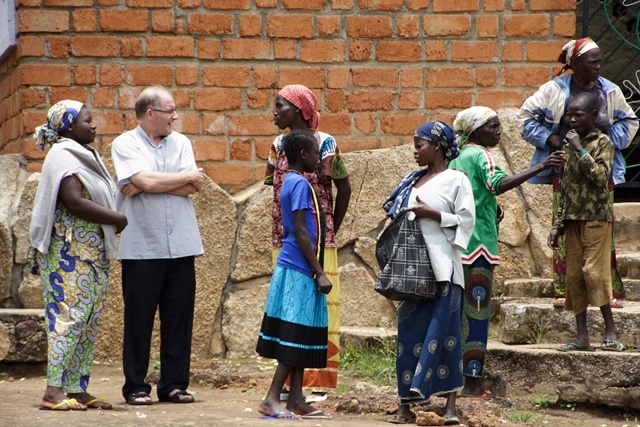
[498,277,640,301]
[0,309,46,363]
[617,251,640,280]
[498,302,640,345]
[613,203,640,253]
[485,340,640,409]
[340,325,396,351]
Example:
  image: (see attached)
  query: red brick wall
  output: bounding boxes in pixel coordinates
[0,0,576,192]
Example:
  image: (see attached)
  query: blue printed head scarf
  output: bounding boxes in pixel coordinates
[414,120,459,161]
[33,100,84,150]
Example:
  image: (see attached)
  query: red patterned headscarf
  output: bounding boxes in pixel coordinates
[553,37,600,77]
[278,85,320,131]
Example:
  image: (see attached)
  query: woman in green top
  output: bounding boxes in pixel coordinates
[448,106,565,397]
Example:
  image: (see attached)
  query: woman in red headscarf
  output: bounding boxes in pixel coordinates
[264,85,351,394]
[519,38,638,310]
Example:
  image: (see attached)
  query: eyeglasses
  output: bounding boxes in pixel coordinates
[150,108,177,115]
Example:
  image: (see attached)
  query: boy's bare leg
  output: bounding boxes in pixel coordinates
[575,310,594,350]
[600,302,619,342]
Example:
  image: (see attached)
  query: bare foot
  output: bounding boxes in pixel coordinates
[68,392,113,409]
[41,386,87,411]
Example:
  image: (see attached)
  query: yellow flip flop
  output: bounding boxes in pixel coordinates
[85,397,113,410]
[41,398,87,411]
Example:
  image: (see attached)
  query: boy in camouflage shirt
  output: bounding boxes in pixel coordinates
[549,92,623,352]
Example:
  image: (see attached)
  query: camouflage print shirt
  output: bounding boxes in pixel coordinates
[553,130,614,232]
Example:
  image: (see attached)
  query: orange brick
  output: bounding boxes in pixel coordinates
[451,41,498,62]
[376,41,422,62]
[327,67,350,89]
[267,15,314,38]
[23,110,44,135]
[300,40,346,63]
[407,0,429,9]
[121,37,144,57]
[188,13,233,35]
[430,113,454,124]
[173,89,192,108]
[274,39,296,59]
[504,14,550,37]
[50,87,89,104]
[318,16,341,36]
[18,10,69,32]
[148,37,195,57]
[510,0,525,10]
[484,0,504,10]
[198,39,221,60]
[74,65,97,85]
[332,0,353,8]
[426,40,447,61]
[349,40,372,61]
[424,90,472,109]
[432,0,478,12]
[476,15,498,38]
[476,67,497,87]
[124,65,172,86]
[346,16,393,38]
[223,39,271,59]
[230,138,252,161]
[256,0,277,6]
[325,89,347,112]
[173,113,201,134]
[126,0,172,7]
[46,36,70,59]
[20,88,46,108]
[282,0,326,10]
[205,163,253,186]
[554,13,576,37]
[239,14,262,36]
[255,137,273,160]
[179,0,200,7]
[100,65,122,86]
[22,64,71,86]
[278,67,325,88]
[73,9,97,32]
[352,68,398,87]
[99,10,148,31]
[228,114,274,135]
[71,36,119,57]
[248,90,271,109]
[476,89,524,109]
[152,11,174,32]
[354,113,377,135]
[176,66,199,85]
[530,0,575,10]
[397,15,419,38]
[19,36,45,57]
[194,88,242,111]
[193,138,227,162]
[381,113,425,135]
[502,66,550,87]
[348,90,394,111]
[424,15,470,36]
[253,66,276,89]
[502,41,523,61]
[203,66,250,87]
[321,113,351,135]
[202,0,250,7]
[203,113,226,135]
[398,91,421,109]
[358,0,403,10]
[401,68,423,88]
[17,0,40,6]
[427,67,473,88]
[527,41,566,62]
[91,87,116,108]
[98,0,119,5]
[339,138,377,152]
[92,111,124,135]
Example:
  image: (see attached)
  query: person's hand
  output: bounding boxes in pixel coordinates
[189,169,205,191]
[565,129,582,152]
[496,204,504,225]
[540,150,566,170]
[115,213,128,234]
[120,183,142,197]
[408,195,434,219]
[547,134,562,149]
[316,273,333,295]
[548,228,561,249]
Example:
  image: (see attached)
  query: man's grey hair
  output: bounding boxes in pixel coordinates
[135,86,172,120]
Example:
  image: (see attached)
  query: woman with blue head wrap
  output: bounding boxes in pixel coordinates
[382,121,475,425]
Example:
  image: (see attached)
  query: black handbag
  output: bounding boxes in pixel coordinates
[374,210,438,301]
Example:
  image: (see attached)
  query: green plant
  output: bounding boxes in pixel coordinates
[504,410,546,423]
[340,337,397,387]
[527,314,551,344]
[152,354,161,371]
[530,395,552,409]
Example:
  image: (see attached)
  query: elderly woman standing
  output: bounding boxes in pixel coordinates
[30,100,127,410]
[448,107,565,398]
[519,37,639,308]
[384,121,475,425]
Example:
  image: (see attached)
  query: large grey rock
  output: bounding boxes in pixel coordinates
[0,309,46,362]
[617,252,640,280]
[12,174,39,265]
[0,221,13,307]
[222,279,269,358]
[339,262,396,328]
[353,236,380,276]
[230,184,273,282]
[16,266,44,309]
[614,203,640,253]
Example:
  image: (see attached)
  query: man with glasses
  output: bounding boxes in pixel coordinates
[111,86,204,406]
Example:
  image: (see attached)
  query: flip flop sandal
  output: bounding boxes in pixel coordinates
[386,413,416,424]
[557,342,594,352]
[126,391,152,405]
[160,389,194,403]
[40,398,87,411]
[443,415,461,425]
[553,297,565,308]
[85,397,113,410]
[601,340,627,352]
[610,298,625,309]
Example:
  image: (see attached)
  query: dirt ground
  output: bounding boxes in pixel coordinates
[0,358,638,427]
